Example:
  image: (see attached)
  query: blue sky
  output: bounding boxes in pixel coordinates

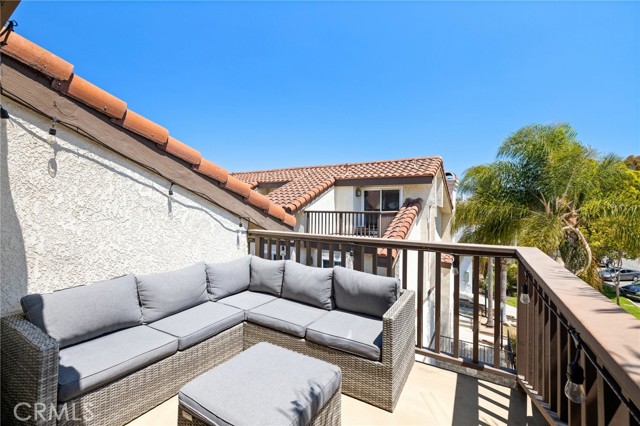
[10,1,640,176]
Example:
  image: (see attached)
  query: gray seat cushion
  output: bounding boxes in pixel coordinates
[206,256,251,301]
[148,302,244,350]
[333,266,399,318]
[136,262,208,323]
[20,275,142,348]
[306,310,383,361]
[247,298,328,338]
[282,260,333,310]
[179,342,341,426]
[217,290,277,318]
[58,326,178,402]
[249,257,284,296]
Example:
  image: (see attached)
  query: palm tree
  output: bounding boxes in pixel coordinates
[453,123,636,288]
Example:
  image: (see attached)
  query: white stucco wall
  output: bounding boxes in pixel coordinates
[294,188,336,233]
[1,100,247,315]
[334,186,358,211]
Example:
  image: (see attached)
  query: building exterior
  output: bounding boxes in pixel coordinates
[0,30,295,315]
[233,159,460,341]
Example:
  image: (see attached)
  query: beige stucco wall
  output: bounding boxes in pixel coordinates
[1,100,247,315]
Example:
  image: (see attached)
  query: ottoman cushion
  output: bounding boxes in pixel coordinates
[179,342,341,426]
[247,299,328,338]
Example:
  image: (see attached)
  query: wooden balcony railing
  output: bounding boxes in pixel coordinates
[248,229,640,425]
[305,210,397,237]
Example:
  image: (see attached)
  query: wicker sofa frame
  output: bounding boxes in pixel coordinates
[1,290,415,426]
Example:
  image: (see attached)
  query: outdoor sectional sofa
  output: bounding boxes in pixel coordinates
[0,256,416,426]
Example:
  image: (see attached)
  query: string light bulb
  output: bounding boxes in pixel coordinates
[565,336,585,404]
[520,273,531,304]
[47,118,58,145]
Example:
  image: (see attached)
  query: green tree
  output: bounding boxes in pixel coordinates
[453,124,639,289]
[624,154,640,171]
[585,169,640,303]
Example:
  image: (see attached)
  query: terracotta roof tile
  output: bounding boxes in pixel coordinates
[1,30,295,228]
[441,254,454,265]
[112,109,169,144]
[53,74,127,119]
[246,191,271,211]
[193,159,229,184]
[378,198,423,258]
[158,136,201,166]
[233,158,449,212]
[1,31,73,81]
[222,175,252,199]
[268,203,288,222]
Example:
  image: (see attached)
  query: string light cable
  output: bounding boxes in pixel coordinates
[1,88,256,234]
[527,276,640,422]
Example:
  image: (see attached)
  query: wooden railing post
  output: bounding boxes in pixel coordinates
[517,262,528,377]
[435,252,441,353]
[417,250,425,349]
[453,254,460,359]
[472,256,480,364]
[246,229,640,426]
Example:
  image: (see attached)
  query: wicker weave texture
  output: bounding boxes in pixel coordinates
[1,315,60,426]
[243,290,416,412]
[177,385,342,426]
[2,288,414,423]
[56,324,243,426]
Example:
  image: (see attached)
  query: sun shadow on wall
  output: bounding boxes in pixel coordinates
[0,118,28,316]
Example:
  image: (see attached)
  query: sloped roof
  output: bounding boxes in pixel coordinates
[377,198,423,259]
[0,29,295,228]
[375,198,453,265]
[233,157,449,213]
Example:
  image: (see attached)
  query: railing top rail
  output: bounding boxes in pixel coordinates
[248,229,640,406]
[248,229,518,258]
[516,247,640,407]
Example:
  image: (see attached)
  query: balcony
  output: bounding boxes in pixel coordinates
[305,210,398,237]
[129,359,543,425]
[238,229,640,425]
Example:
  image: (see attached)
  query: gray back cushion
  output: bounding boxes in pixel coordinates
[206,256,251,301]
[249,257,284,296]
[333,266,399,318]
[282,261,333,310]
[136,262,208,323]
[20,274,142,348]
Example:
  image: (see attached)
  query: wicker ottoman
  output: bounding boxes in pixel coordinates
[178,342,342,426]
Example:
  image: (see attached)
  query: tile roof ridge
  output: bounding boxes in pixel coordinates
[0,29,295,228]
[232,156,444,175]
[377,197,424,259]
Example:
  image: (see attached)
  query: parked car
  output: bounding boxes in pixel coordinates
[599,267,640,281]
[620,281,640,301]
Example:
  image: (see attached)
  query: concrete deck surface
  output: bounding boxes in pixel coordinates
[127,359,544,426]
